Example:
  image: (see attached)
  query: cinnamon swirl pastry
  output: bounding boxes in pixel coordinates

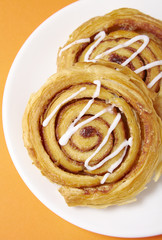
[22,62,162,207]
[57,8,162,118]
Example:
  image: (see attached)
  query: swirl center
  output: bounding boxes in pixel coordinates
[80,126,96,138]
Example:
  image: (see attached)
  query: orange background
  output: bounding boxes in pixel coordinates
[0,1,162,240]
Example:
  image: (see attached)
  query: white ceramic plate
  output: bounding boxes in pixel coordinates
[3,0,162,237]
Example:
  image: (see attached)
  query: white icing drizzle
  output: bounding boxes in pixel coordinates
[42,87,86,127]
[100,145,128,184]
[59,38,90,57]
[147,72,162,89]
[92,80,101,98]
[100,137,132,184]
[135,60,162,88]
[84,31,106,62]
[61,32,149,65]
[59,80,101,146]
[95,35,149,67]
[84,113,121,170]
[59,32,162,88]
[107,146,128,173]
[134,60,162,74]
[100,172,110,184]
[85,136,132,171]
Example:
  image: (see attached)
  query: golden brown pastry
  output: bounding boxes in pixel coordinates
[57,8,162,118]
[22,62,162,207]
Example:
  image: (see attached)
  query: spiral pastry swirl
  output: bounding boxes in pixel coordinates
[57,8,162,118]
[22,62,162,207]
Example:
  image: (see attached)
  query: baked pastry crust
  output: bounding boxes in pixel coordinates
[22,62,162,207]
[57,8,162,119]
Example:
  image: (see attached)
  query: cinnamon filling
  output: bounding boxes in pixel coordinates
[80,126,97,138]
